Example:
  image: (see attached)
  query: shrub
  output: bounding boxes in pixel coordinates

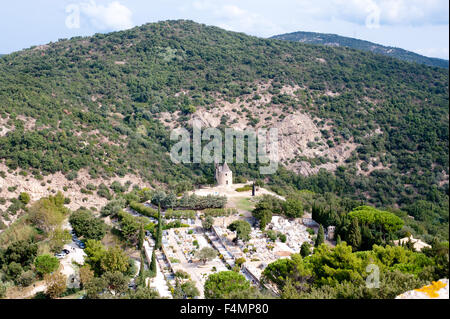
[85,183,97,191]
[17,270,35,287]
[101,198,126,217]
[129,201,158,218]
[19,192,31,205]
[235,185,252,192]
[267,230,277,241]
[97,183,112,200]
[164,209,196,219]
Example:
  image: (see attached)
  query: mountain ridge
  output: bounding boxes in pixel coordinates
[271,30,449,69]
[0,20,448,241]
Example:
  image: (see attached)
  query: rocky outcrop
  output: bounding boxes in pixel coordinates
[159,83,359,176]
[396,279,449,299]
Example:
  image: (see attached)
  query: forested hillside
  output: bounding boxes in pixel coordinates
[0,20,448,241]
[271,31,449,68]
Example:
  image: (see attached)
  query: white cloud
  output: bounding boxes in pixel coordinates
[192,0,211,11]
[221,5,246,18]
[79,0,133,31]
[297,0,449,27]
[190,1,285,36]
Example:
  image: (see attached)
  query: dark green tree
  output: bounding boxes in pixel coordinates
[138,250,146,287]
[34,254,60,276]
[149,249,157,277]
[300,242,311,257]
[155,204,162,250]
[228,220,251,242]
[315,225,325,247]
[204,271,251,299]
[282,198,304,218]
[138,222,145,250]
[69,209,106,241]
[347,218,362,251]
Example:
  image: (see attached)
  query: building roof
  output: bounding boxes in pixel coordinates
[222,162,231,172]
[393,236,431,251]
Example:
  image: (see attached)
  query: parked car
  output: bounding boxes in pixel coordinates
[78,242,86,249]
[62,249,70,254]
[55,253,66,259]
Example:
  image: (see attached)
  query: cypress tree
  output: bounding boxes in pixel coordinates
[138,250,145,287]
[138,223,144,251]
[149,249,157,278]
[315,225,325,247]
[406,238,415,251]
[155,204,163,250]
[348,218,362,251]
[336,234,342,245]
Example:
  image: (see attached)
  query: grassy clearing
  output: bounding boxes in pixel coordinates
[234,197,255,212]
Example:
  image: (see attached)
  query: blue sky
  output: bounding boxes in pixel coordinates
[1,0,448,59]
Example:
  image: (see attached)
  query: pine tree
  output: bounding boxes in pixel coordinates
[347,218,362,251]
[315,225,325,247]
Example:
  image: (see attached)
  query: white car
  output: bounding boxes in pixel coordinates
[55,253,66,259]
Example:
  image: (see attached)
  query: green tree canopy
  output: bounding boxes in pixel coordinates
[195,247,217,264]
[34,254,59,276]
[315,225,325,247]
[228,220,251,242]
[348,206,404,233]
[204,271,250,299]
[69,209,106,241]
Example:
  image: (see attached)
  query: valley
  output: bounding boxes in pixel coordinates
[0,19,448,301]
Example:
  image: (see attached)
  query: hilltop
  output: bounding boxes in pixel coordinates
[0,20,448,241]
[271,31,449,68]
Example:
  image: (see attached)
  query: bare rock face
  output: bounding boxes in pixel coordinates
[396,279,449,299]
[160,83,360,176]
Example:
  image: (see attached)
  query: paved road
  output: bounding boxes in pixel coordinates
[61,220,86,288]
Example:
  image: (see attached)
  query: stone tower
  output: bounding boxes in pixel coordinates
[327,226,335,240]
[215,162,233,186]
